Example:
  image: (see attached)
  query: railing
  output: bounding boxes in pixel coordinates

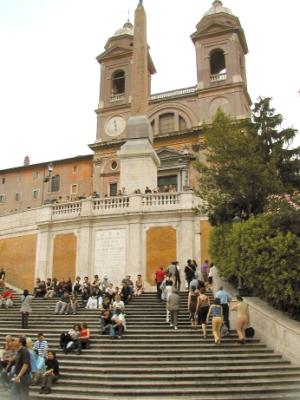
[210,73,227,82]
[150,86,197,101]
[52,201,81,217]
[48,192,196,220]
[110,94,125,102]
[141,193,180,206]
[93,196,130,212]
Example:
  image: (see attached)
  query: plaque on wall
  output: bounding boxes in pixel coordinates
[94,229,126,285]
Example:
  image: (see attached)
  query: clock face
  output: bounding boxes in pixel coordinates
[105,116,126,137]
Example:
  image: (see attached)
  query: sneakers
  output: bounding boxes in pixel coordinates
[170,323,173,327]
[174,326,178,330]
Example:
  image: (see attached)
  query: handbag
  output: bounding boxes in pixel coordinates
[245,326,255,338]
[220,323,229,337]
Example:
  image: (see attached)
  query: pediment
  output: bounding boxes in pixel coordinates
[195,22,234,37]
[156,147,185,160]
[97,46,132,62]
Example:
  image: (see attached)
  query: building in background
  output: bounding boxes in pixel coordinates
[0,1,250,290]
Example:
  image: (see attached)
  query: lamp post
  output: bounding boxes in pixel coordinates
[232,215,248,296]
[42,163,54,204]
[182,147,190,191]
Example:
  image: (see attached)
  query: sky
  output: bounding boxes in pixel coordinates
[0,0,299,170]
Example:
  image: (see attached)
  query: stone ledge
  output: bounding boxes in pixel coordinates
[212,268,300,365]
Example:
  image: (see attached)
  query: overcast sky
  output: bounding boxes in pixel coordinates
[0,0,299,170]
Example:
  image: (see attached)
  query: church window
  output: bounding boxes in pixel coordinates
[159,113,175,134]
[50,175,60,192]
[72,165,78,174]
[179,116,187,131]
[158,175,178,192]
[112,70,125,95]
[210,49,226,79]
[109,183,118,197]
[111,161,118,170]
[1,178,5,184]
[0,194,6,203]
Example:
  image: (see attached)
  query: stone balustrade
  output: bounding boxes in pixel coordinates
[49,191,197,219]
[150,86,197,101]
[210,72,227,82]
[110,93,125,102]
[0,192,200,232]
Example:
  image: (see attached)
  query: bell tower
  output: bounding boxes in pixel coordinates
[191,0,251,120]
[95,19,156,143]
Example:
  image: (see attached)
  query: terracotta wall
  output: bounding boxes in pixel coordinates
[146,226,177,285]
[0,234,37,291]
[52,233,77,281]
[200,220,212,265]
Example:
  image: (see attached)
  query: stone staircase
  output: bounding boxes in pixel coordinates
[1,292,300,399]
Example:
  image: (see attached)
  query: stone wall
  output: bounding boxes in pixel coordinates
[146,226,177,285]
[0,234,37,290]
[200,219,212,264]
[52,233,77,281]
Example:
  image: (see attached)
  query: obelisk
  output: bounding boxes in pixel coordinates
[117,0,160,194]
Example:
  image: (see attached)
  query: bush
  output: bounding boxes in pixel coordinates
[209,215,300,319]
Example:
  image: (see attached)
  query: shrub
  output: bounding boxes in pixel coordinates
[209,215,300,319]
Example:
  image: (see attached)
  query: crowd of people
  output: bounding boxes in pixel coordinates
[0,333,60,397]
[155,260,250,344]
[0,262,252,399]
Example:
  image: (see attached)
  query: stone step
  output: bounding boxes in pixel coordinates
[28,383,300,396]
[61,370,300,381]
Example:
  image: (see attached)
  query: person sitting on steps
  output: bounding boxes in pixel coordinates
[39,350,60,395]
[54,291,71,315]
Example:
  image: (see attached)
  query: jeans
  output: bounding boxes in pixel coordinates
[55,301,70,314]
[109,324,124,338]
[21,313,29,329]
[221,303,230,330]
[10,374,31,400]
[41,374,59,390]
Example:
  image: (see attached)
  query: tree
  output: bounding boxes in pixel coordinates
[253,97,300,191]
[194,109,282,225]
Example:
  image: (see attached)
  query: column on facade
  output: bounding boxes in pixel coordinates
[76,223,93,278]
[35,228,52,281]
[177,217,195,282]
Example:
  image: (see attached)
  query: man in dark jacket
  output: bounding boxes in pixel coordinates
[184,259,196,289]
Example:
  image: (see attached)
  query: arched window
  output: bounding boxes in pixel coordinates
[159,113,175,134]
[111,70,125,95]
[210,49,226,80]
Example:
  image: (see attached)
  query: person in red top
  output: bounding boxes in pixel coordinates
[76,322,91,354]
[155,266,165,300]
[0,288,14,308]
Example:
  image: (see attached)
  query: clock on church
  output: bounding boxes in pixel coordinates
[105,116,126,137]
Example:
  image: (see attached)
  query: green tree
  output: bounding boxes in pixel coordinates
[209,216,300,319]
[194,109,282,225]
[253,97,300,191]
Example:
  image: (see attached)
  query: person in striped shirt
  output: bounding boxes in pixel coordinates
[33,333,48,358]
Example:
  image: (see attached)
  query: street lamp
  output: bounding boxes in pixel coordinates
[232,215,248,296]
[182,147,190,191]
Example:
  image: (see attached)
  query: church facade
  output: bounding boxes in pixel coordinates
[0,1,251,290]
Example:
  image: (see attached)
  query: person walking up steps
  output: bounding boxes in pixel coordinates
[206,298,223,345]
[231,296,250,344]
[167,288,180,330]
[196,287,210,339]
